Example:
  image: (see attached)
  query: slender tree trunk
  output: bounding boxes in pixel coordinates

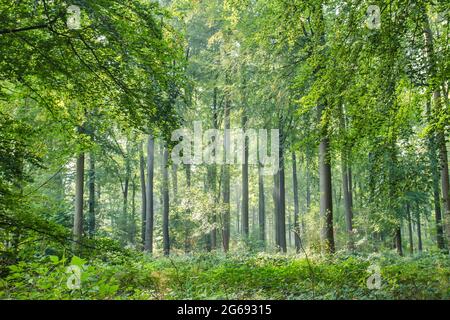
[258,163,266,248]
[318,105,335,254]
[162,145,170,256]
[185,163,191,253]
[423,10,448,251]
[122,164,129,244]
[426,100,445,249]
[236,185,241,234]
[73,152,85,251]
[88,153,95,237]
[242,114,249,239]
[292,152,301,252]
[340,104,354,250]
[278,129,287,253]
[395,226,403,256]
[306,151,311,211]
[172,164,178,201]
[144,135,154,253]
[130,177,136,244]
[222,96,231,252]
[407,203,414,255]
[416,206,423,252]
[209,86,218,250]
[273,170,280,249]
[341,153,354,250]
[438,129,450,247]
[139,144,146,248]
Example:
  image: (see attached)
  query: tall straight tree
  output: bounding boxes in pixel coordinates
[87,152,95,237]
[292,152,301,252]
[318,104,335,254]
[258,162,266,248]
[162,144,170,256]
[241,113,249,239]
[73,152,85,251]
[422,12,447,250]
[278,127,287,253]
[144,135,154,253]
[222,95,231,252]
[139,144,146,248]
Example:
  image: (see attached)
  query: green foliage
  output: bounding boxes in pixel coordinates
[1,251,448,300]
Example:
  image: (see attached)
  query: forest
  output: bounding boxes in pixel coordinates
[0,0,449,300]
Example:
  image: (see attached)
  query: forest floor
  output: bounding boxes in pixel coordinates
[1,250,449,300]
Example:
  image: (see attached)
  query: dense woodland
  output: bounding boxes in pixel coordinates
[0,0,449,300]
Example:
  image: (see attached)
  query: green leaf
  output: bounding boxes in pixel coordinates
[49,255,59,264]
[70,256,87,267]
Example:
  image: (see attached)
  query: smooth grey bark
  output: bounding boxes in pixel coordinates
[236,185,241,234]
[258,163,266,247]
[209,85,218,250]
[407,203,414,255]
[241,114,249,239]
[438,128,450,247]
[416,206,423,252]
[172,164,178,201]
[139,144,146,248]
[73,152,85,251]
[273,170,280,249]
[144,135,154,253]
[340,104,354,250]
[130,177,136,244]
[292,152,301,252]
[222,96,231,252]
[318,104,335,254]
[341,153,354,250]
[88,152,95,237]
[122,151,130,244]
[278,130,287,253]
[185,163,191,253]
[423,11,448,251]
[162,145,170,256]
[306,152,311,211]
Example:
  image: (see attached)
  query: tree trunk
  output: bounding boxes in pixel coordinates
[341,152,354,251]
[122,163,129,244]
[139,144,146,248]
[395,226,403,256]
[416,206,423,252]
[422,10,448,251]
[278,130,287,253]
[438,129,450,247]
[222,96,231,252]
[172,164,178,201]
[185,163,191,253]
[407,203,414,255]
[144,135,154,253]
[340,104,354,251]
[162,145,170,256]
[426,101,446,249]
[273,170,280,249]
[73,152,85,251]
[88,152,95,238]
[258,163,266,248]
[306,151,311,211]
[292,152,301,252]
[130,177,136,244]
[318,104,335,254]
[241,114,249,239]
